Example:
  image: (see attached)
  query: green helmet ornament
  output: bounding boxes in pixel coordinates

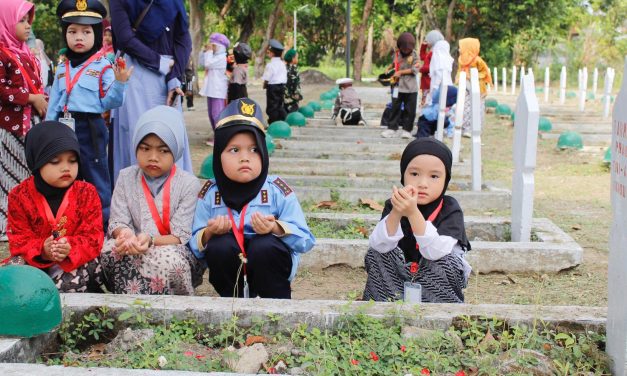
[603,147,611,165]
[495,104,513,116]
[199,154,214,179]
[485,98,498,108]
[308,101,322,111]
[0,265,62,337]
[321,99,334,110]
[268,121,292,139]
[557,131,583,150]
[320,91,336,101]
[538,117,552,132]
[286,111,306,127]
[298,105,315,118]
[266,134,276,155]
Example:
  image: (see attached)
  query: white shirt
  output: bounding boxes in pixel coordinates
[262,57,287,84]
[429,40,454,94]
[199,50,228,99]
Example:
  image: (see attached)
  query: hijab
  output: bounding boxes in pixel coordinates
[458,38,481,73]
[127,0,188,44]
[133,105,186,196]
[425,30,444,47]
[25,121,81,216]
[396,32,415,57]
[430,39,454,76]
[62,22,103,67]
[0,0,34,58]
[381,138,470,261]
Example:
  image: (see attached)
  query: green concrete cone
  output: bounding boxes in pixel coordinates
[307,101,322,111]
[495,104,513,116]
[286,111,307,127]
[566,91,577,99]
[266,135,276,155]
[268,121,292,139]
[0,265,62,337]
[557,131,584,150]
[199,154,214,179]
[538,117,553,132]
[604,147,611,165]
[298,105,315,118]
[510,112,515,123]
[486,98,498,108]
[320,91,336,101]
[321,99,335,110]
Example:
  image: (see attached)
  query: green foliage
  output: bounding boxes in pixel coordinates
[31,0,63,58]
[308,217,370,239]
[117,299,153,328]
[58,307,115,353]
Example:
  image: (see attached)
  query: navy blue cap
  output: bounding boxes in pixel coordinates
[57,0,107,25]
[215,98,267,131]
[268,39,284,51]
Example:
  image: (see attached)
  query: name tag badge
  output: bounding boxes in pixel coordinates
[392,87,399,98]
[404,281,422,303]
[59,113,75,131]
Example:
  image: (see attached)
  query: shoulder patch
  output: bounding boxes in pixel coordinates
[57,72,65,79]
[271,177,293,196]
[198,180,214,198]
[214,191,221,205]
[86,69,100,77]
[261,189,268,203]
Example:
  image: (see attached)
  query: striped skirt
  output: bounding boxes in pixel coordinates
[0,129,29,237]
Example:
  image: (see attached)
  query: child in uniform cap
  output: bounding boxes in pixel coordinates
[189,98,315,299]
[332,78,366,126]
[5,121,105,293]
[228,42,251,103]
[262,39,287,124]
[363,138,471,303]
[199,32,230,131]
[283,48,302,113]
[47,0,133,228]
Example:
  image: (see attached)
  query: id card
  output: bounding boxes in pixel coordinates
[403,281,422,303]
[59,114,75,131]
[392,87,399,98]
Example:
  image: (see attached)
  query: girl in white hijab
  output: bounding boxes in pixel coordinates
[429,36,454,94]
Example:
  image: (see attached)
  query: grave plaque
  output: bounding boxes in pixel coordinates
[512,65,517,95]
[470,68,481,191]
[452,71,467,163]
[435,74,449,141]
[580,67,588,112]
[502,67,507,94]
[493,67,498,92]
[593,67,599,97]
[605,67,616,119]
[607,56,627,376]
[544,67,550,103]
[511,72,539,242]
[560,66,567,104]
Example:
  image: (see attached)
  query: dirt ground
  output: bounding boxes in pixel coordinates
[0,82,612,307]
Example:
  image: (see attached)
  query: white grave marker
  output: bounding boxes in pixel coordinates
[580,67,588,112]
[544,67,550,103]
[593,67,598,97]
[452,71,467,163]
[605,67,616,118]
[607,56,627,376]
[559,66,566,104]
[502,67,507,94]
[493,67,498,92]
[435,74,449,141]
[511,71,539,242]
[470,68,482,191]
[520,66,525,91]
[511,65,517,95]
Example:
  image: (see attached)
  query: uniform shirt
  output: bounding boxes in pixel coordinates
[46,56,126,120]
[199,50,228,99]
[332,86,361,116]
[395,50,419,93]
[189,176,315,281]
[262,57,287,85]
[230,65,248,85]
[0,49,42,135]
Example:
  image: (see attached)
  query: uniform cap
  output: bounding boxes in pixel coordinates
[56,0,107,25]
[336,78,353,85]
[215,97,267,131]
[268,39,284,51]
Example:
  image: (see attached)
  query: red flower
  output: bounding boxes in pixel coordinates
[400,345,406,352]
[350,359,359,365]
[370,351,379,362]
[410,262,419,274]
[455,371,466,376]
[184,351,193,357]
[268,367,277,374]
[421,368,431,375]
[195,355,205,360]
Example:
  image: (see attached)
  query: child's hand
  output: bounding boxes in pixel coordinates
[206,215,231,237]
[28,94,48,118]
[113,228,134,255]
[129,233,151,254]
[51,238,71,262]
[113,60,134,83]
[251,212,280,235]
[391,185,419,218]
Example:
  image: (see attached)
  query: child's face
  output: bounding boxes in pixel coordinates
[66,24,95,54]
[39,151,79,189]
[221,132,262,183]
[292,53,299,65]
[136,134,175,178]
[403,154,446,205]
[14,14,31,42]
[103,30,112,45]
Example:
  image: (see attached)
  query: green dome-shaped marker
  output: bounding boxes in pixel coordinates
[510,112,516,122]
[603,147,611,164]
[268,121,292,139]
[566,91,577,99]
[557,131,583,150]
[535,87,544,93]
[495,104,513,116]
[320,91,336,101]
[298,105,315,118]
[266,134,276,155]
[0,265,62,337]
[538,117,552,132]
[485,98,498,108]
[199,154,214,179]
[286,111,306,126]
[321,99,335,110]
[587,92,595,100]
[307,101,322,111]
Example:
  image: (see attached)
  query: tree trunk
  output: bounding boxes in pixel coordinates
[219,0,233,19]
[238,12,255,43]
[254,0,284,79]
[421,0,439,30]
[352,0,374,81]
[188,0,203,93]
[362,23,374,76]
[445,0,456,40]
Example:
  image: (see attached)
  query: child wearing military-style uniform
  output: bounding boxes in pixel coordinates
[332,78,366,126]
[189,98,315,299]
[262,39,287,124]
[46,0,132,226]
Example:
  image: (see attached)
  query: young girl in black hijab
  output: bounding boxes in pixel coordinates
[364,138,471,303]
[4,121,105,292]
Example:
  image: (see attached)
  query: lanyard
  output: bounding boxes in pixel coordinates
[36,185,73,237]
[0,46,42,94]
[394,50,400,72]
[63,52,102,113]
[227,204,250,298]
[140,165,176,236]
[411,198,444,278]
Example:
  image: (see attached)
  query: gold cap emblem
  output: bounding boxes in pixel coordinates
[76,0,87,11]
[240,101,255,116]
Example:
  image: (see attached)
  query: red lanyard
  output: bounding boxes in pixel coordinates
[63,52,102,113]
[394,50,400,72]
[227,204,249,274]
[36,185,73,235]
[0,46,42,94]
[140,165,176,236]
[415,198,444,250]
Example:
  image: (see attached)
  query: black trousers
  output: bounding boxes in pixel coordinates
[266,84,287,124]
[228,83,248,103]
[387,92,417,132]
[416,115,450,138]
[339,108,363,125]
[203,233,293,299]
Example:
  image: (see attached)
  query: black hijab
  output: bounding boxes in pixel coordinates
[213,125,269,212]
[382,138,470,261]
[63,22,103,67]
[397,32,416,57]
[25,121,81,216]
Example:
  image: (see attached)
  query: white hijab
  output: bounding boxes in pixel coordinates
[429,40,454,92]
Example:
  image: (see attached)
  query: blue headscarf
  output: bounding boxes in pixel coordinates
[127,0,188,44]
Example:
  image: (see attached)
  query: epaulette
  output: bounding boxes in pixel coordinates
[271,177,293,196]
[198,180,214,198]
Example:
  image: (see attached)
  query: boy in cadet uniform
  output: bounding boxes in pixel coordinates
[189,98,315,299]
[47,0,132,226]
[228,42,251,103]
[262,39,287,124]
[332,78,366,126]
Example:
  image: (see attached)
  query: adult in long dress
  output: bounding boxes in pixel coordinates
[109,0,193,184]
